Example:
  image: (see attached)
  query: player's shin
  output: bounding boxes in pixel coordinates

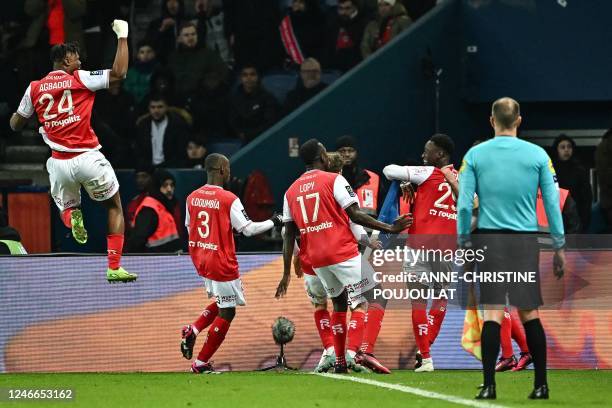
[500,310,513,358]
[314,308,334,351]
[107,234,124,269]
[361,302,385,354]
[481,320,501,386]
[330,293,348,366]
[196,315,232,364]
[193,302,220,334]
[411,302,431,359]
[428,298,447,345]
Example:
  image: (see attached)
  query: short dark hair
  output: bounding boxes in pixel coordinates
[299,138,324,165]
[205,153,227,172]
[240,63,259,74]
[136,40,155,52]
[429,133,454,157]
[178,21,197,35]
[50,42,80,64]
[492,97,520,129]
[148,93,168,105]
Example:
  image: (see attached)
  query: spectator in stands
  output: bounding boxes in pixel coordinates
[192,0,233,66]
[123,41,159,105]
[146,0,186,62]
[225,0,283,72]
[280,0,327,66]
[552,134,592,232]
[139,68,180,114]
[167,22,228,103]
[185,70,230,139]
[0,206,27,254]
[326,0,368,72]
[94,81,136,141]
[283,58,327,115]
[361,0,412,59]
[125,165,154,229]
[183,136,208,168]
[125,169,182,253]
[229,64,280,145]
[596,129,612,232]
[336,135,384,216]
[136,94,189,168]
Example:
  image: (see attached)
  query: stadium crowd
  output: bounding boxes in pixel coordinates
[0,0,437,169]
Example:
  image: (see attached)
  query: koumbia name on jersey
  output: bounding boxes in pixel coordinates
[17,69,111,152]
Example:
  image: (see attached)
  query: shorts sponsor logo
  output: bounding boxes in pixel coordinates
[92,181,116,200]
[217,294,236,305]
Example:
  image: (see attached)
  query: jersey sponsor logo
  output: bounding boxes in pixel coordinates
[189,240,219,251]
[45,115,82,128]
[241,209,250,221]
[345,185,356,197]
[304,221,333,233]
[90,70,103,76]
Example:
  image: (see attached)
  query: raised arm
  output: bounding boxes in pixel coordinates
[109,20,129,84]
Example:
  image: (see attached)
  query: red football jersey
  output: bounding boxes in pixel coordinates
[283,170,359,268]
[408,165,458,235]
[17,69,110,152]
[186,185,250,281]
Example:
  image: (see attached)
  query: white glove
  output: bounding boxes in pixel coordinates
[111,19,129,39]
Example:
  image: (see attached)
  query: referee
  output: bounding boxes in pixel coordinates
[457,97,565,400]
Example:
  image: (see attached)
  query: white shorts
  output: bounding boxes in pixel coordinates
[204,277,246,308]
[304,273,327,305]
[47,150,119,211]
[314,254,375,305]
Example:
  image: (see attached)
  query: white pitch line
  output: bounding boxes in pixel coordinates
[314,373,506,408]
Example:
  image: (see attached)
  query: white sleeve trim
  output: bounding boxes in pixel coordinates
[16,85,34,118]
[76,69,110,92]
[184,201,191,228]
[241,220,274,237]
[382,164,410,181]
[333,175,359,209]
[282,194,293,222]
[230,198,252,233]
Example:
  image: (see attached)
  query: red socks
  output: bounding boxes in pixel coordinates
[197,316,231,362]
[331,311,347,364]
[412,305,430,359]
[501,310,513,358]
[361,303,385,354]
[107,234,124,270]
[347,311,366,353]
[314,309,334,350]
[193,302,219,334]
[61,208,73,228]
[511,311,529,353]
[428,299,447,345]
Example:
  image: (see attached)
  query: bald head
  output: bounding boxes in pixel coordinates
[491,97,521,131]
[300,58,322,89]
[205,153,231,185]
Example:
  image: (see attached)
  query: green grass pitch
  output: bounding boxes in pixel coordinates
[1,370,610,407]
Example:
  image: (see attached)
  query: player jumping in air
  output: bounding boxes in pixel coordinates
[277,139,411,373]
[181,153,282,373]
[9,20,136,283]
[383,134,459,372]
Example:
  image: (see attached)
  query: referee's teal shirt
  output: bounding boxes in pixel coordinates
[457,136,565,249]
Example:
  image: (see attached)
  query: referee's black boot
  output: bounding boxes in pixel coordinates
[475,384,496,399]
[528,384,549,399]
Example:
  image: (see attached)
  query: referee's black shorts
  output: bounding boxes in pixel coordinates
[474,229,543,310]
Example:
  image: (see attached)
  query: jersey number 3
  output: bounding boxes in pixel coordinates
[197,210,210,238]
[38,90,74,120]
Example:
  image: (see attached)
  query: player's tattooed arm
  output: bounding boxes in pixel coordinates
[344,203,412,233]
[276,221,297,298]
